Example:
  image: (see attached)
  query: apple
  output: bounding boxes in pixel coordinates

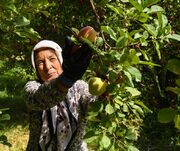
[88,77,108,96]
[78,26,98,43]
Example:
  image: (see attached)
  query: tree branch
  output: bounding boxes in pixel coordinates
[88,0,110,50]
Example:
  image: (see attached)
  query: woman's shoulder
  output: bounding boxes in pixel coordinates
[71,80,96,101]
[74,80,88,87]
[73,80,89,93]
[24,80,41,92]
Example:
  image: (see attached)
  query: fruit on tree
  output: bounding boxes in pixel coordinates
[78,26,97,43]
[88,77,108,96]
[70,26,97,54]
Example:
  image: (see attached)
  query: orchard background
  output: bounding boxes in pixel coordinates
[0,0,180,150]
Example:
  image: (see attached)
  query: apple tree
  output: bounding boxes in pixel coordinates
[0,0,180,150]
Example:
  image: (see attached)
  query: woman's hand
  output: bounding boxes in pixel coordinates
[59,36,93,87]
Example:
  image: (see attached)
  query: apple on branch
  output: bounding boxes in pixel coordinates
[70,26,98,54]
[77,26,98,43]
[88,77,108,96]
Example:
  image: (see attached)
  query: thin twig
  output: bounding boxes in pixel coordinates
[89,0,101,25]
[88,0,110,50]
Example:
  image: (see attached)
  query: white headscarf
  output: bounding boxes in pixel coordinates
[31,40,63,71]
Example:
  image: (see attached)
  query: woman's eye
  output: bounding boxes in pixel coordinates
[50,57,56,61]
[37,61,43,66]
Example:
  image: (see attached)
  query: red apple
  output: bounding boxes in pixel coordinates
[78,26,98,43]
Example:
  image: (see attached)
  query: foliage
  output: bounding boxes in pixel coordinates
[0,0,180,150]
[81,0,180,150]
[0,108,11,147]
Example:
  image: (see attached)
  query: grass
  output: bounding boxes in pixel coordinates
[0,92,29,151]
[0,126,29,151]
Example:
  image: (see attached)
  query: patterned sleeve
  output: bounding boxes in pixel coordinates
[24,78,67,111]
[75,80,96,103]
[73,80,97,115]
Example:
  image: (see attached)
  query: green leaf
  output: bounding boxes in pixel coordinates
[139,49,149,60]
[0,0,11,6]
[166,34,180,41]
[124,70,134,87]
[135,101,152,114]
[174,114,180,130]
[158,13,168,29]
[0,114,10,121]
[132,104,144,116]
[123,103,129,112]
[84,130,96,139]
[116,34,128,48]
[140,37,148,46]
[130,29,143,37]
[101,26,117,41]
[6,4,18,13]
[108,122,117,133]
[88,101,104,118]
[128,49,140,65]
[0,108,9,112]
[137,13,149,23]
[108,70,118,83]
[142,0,161,8]
[96,37,104,47]
[105,104,114,114]
[166,59,180,75]
[117,112,126,118]
[0,0,18,13]
[15,28,41,40]
[134,32,142,39]
[99,0,109,6]
[39,11,50,17]
[158,108,176,123]
[115,99,123,106]
[15,16,30,27]
[129,0,143,12]
[142,31,149,39]
[148,5,164,14]
[119,49,129,66]
[125,127,138,140]
[175,79,180,87]
[88,101,104,113]
[126,66,142,82]
[127,145,139,151]
[166,87,180,94]
[31,0,49,8]
[125,87,141,97]
[142,24,157,37]
[139,61,161,67]
[100,134,111,149]
[84,135,99,144]
[154,40,161,59]
[109,144,115,151]
[106,4,124,16]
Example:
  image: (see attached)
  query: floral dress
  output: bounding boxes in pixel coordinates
[24,79,96,151]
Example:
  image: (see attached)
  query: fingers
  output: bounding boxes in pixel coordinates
[62,37,73,58]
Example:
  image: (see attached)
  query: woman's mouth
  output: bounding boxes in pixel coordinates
[47,72,58,80]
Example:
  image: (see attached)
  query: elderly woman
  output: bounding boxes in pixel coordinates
[24,37,95,151]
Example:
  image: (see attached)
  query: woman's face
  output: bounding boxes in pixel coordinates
[35,48,63,82]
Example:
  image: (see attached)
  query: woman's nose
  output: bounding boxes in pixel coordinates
[44,60,52,71]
